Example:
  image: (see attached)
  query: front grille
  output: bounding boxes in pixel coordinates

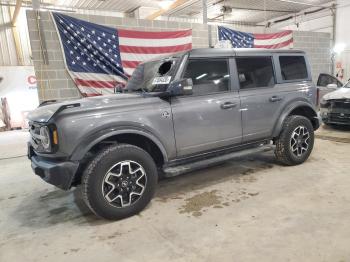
[29,122,43,150]
[331,100,350,110]
[329,113,350,123]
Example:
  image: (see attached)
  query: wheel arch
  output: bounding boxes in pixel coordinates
[272,101,319,138]
[71,129,168,165]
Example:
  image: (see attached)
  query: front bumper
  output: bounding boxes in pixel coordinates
[28,145,79,190]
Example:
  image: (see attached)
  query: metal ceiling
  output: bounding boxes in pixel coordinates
[0,0,335,24]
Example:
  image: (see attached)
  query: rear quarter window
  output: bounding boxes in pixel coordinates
[279,56,308,81]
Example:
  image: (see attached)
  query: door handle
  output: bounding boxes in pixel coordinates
[269,96,283,102]
[220,102,237,109]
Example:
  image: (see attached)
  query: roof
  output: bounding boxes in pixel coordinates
[188,48,305,57]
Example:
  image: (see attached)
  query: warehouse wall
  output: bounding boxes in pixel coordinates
[26,10,209,101]
[27,10,332,102]
[293,31,332,82]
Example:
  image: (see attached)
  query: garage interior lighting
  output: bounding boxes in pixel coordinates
[333,43,346,54]
[158,0,174,10]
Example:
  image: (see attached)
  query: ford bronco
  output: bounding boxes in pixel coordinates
[28,48,320,220]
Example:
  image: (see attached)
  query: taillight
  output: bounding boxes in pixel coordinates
[316,88,320,107]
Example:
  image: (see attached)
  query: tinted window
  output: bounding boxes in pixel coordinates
[183,59,229,95]
[317,73,343,87]
[235,57,275,89]
[279,56,308,80]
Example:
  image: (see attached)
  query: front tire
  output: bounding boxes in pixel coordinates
[275,115,314,166]
[81,144,158,220]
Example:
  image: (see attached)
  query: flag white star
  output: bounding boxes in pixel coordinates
[72,61,75,65]
[69,50,74,54]
[76,56,80,60]
[63,30,67,34]
[92,30,95,34]
[102,33,106,37]
[97,37,101,41]
[82,62,86,65]
[113,45,116,48]
[103,43,107,47]
[81,27,84,31]
[93,63,96,66]
[107,39,111,43]
[112,35,116,39]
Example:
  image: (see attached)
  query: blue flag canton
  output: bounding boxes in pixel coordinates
[52,13,126,79]
[218,26,254,48]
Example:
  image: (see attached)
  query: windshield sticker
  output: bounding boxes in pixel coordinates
[152,76,172,85]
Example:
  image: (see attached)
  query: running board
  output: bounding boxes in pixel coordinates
[163,144,275,177]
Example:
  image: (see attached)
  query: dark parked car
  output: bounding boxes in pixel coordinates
[27,48,320,220]
[320,80,350,126]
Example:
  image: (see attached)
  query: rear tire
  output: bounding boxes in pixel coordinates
[275,115,314,166]
[81,144,158,220]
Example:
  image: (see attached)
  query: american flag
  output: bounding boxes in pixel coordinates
[218,26,293,49]
[52,13,192,97]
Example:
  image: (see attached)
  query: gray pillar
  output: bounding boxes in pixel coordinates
[202,0,212,47]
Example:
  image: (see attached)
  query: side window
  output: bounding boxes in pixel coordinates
[235,57,275,89]
[183,59,230,96]
[317,73,343,87]
[279,56,308,81]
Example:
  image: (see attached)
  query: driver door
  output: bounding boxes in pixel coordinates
[171,58,242,157]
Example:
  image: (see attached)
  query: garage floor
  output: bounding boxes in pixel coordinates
[1,127,350,262]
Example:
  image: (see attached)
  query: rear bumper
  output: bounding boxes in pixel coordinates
[29,148,79,190]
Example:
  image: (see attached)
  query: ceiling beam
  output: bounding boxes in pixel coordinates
[146,0,189,20]
[11,0,22,26]
[272,0,326,8]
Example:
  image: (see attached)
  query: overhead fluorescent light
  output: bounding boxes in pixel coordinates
[158,0,174,10]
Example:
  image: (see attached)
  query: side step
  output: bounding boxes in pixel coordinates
[163,144,275,178]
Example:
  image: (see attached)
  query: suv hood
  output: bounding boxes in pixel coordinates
[28,93,157,123]
[323,88,350,101]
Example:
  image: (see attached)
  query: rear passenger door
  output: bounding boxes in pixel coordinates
[235,56,285,142]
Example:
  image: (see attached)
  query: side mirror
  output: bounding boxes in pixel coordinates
[167,78,193,96]
[326,83,338,89]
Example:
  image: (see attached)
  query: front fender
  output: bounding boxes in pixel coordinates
[272,100,318,138]
[70,126,169,162]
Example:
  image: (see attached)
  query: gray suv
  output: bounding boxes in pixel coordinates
[28,48,320,220]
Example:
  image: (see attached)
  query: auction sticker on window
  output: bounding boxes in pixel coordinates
[152,76,172,85]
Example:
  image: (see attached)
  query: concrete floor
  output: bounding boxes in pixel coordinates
[1,127,350,262]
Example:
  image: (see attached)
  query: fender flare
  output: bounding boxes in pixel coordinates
[70,126,169,162]
[272,100,318,138]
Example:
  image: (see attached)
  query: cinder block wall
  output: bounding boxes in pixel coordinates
[26,10,209,102]
[27,10,332,102]
[292,31,332,82]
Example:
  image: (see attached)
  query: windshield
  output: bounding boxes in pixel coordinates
[344,80,350,88]
[126,58,179,93]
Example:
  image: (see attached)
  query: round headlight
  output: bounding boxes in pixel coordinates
[40,126,51,150]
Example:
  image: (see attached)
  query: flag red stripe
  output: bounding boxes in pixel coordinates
[122,60,141,69]
[75,78,123,88]
[120,43,192,54]
[254,30,292,40]
[118,29,192,39]
[254,38,293,49]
